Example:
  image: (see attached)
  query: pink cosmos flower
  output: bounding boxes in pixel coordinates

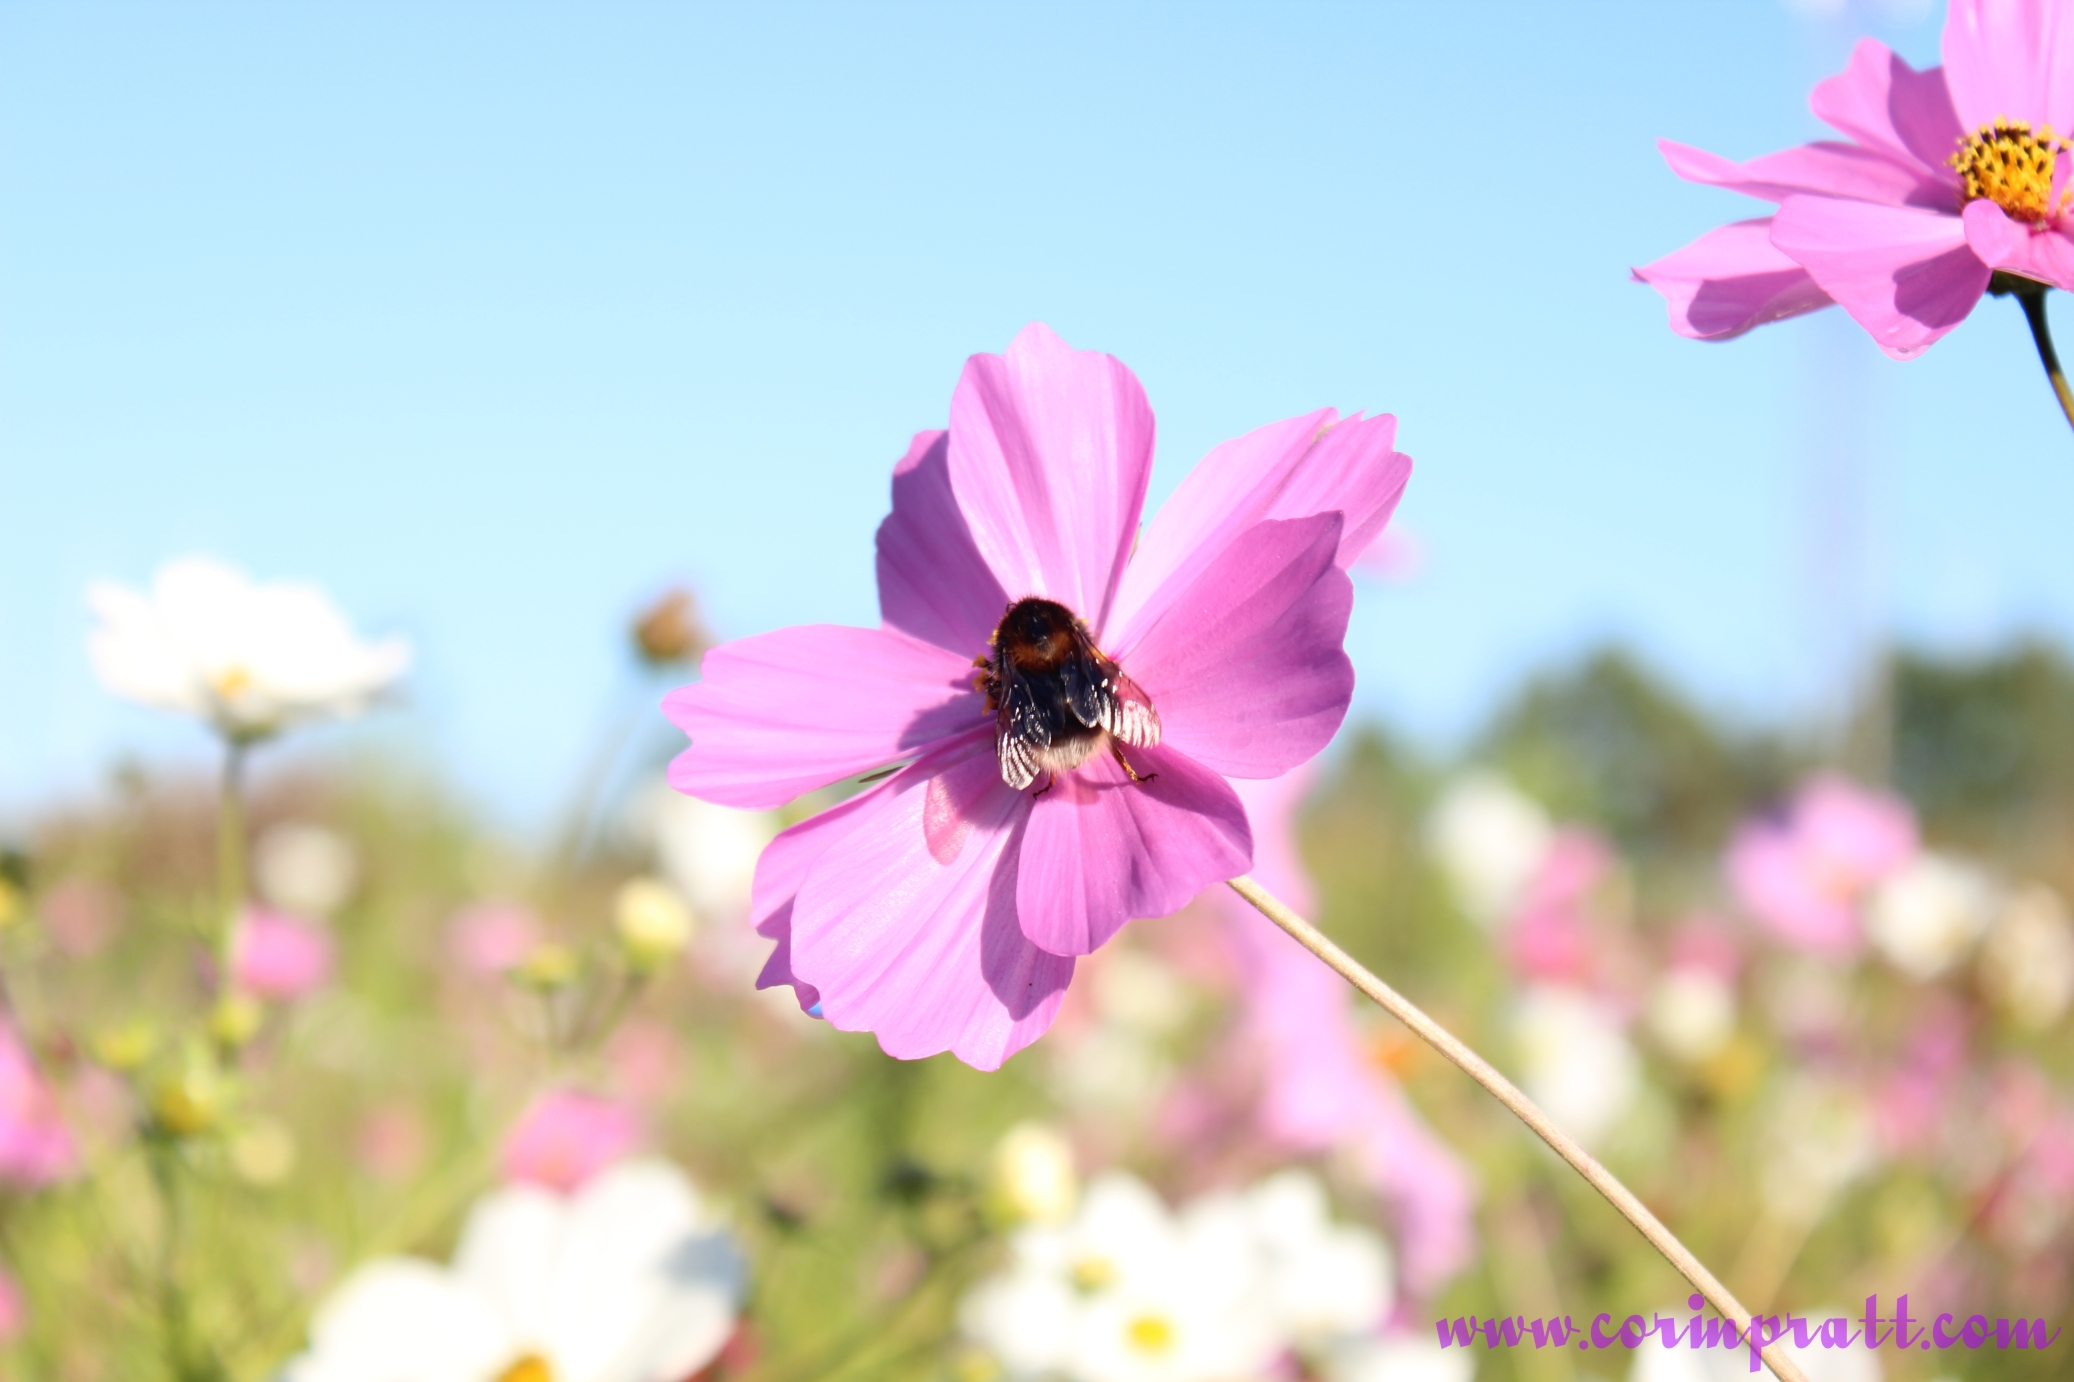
[229,906,334,1001]
[1725,773,1916,958]
[445,903,540,977]
[0,1022,76,1188]
[666,324,1408,1070]
[1211,763,1477,1298]
[1503,829,1620,988]
[499,1088,643,1193]
[1636,1,2074,358]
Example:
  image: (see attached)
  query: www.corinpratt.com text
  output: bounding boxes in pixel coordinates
[1436,1294,2061,1372]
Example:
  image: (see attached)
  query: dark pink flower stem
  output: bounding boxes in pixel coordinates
[2006,279,2074,436]
[1227,875,1814,1382]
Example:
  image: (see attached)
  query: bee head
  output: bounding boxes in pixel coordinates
[997,597,1081,671]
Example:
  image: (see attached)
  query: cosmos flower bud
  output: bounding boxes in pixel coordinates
[613,877,694,973]
[987,1122,1077,1225]
[208,994,265,1049]
[150,1059,228,1138]
[513,941,581,991]
[632,588,710,668]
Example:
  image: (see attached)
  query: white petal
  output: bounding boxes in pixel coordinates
[281,1258,511,1382]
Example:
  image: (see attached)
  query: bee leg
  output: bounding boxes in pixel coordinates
[1110,743,1157,785]
[1032,772,1057,798]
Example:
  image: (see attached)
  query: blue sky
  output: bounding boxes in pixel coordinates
[6,0,2067,829]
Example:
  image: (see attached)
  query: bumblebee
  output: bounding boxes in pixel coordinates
[976,597,1161,792]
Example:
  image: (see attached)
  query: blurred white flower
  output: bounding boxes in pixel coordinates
[1092,949,1190,1037]
[282,1159,743,1382]
[1978,885,2074,1030]
[644,788,778,924]
[990,1122,1078,1225]
[1865,854,1998,981]
[962,1170,1393,1382]
[88,556,408,742]
[1426,771,1553,929]
[1645,967,1736,1064]
[1511,985,1639,1149]
[1760,1077,1877,1225]
[255,823,359,918]
[1241,1170,1391,1350]
[1322,1333,1472,1382]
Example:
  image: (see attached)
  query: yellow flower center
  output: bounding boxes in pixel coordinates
[1125,1313,1176,1354]
[495,1355,555,1382]
[211,665,254,699]
[1951,118,2071,224]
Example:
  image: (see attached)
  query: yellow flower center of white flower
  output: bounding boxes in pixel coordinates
[211,664,255,699]
[1952,118,2071,224]
[1125,1313,1176,1355]
[495,1355,554,1382]
[1070,1255,1116,1292]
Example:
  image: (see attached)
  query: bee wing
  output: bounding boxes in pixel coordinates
[995,662,1049,790]
[1058,648,1106,729]
[1098,667,1162,748]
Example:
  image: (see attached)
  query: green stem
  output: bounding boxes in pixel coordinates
[147,1139,223,1382]
[2015,286,2074,436]
[216,741,248,970]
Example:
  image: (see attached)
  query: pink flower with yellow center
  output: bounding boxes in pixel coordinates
[665,324,1408,1070]
[1725,774,1917,958]
[1636,0,2074,358]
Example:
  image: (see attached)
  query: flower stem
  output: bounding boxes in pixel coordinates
[216,741,249,969]
[2014,285,2074,436]
[1226,876,1812,1382]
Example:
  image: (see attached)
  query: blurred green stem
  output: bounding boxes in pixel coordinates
[147,1139,224,1382]
[1227,875,1814,1382]
[216,740,249,970]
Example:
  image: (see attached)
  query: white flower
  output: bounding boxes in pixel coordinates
[89,556,408,742]
[612,878,695,969]
[255,824,359,917]
[1241,1170,1391,1349]
[1645,967,1736,1064]
[1321,1333,1472,1382]
[1511,985,1640,1149]
[990,1122,1079,1225]
[1426,772,1553,929]
[1978,885,2074,1030]
[282,1160,744,1382]
[1865,854,1998,981]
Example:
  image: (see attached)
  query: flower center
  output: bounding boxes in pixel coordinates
[495,1355,555,1382]
[1125,1313,1176,1354]
[1951,118,2070,224]
[977,597,1161,791]
[211,665,254,699]
[1070,1254,1117,1291]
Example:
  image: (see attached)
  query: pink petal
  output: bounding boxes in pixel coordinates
[1769,195,1988,358]
[1962,198,2074,290]
[1116,514,1354,780]
[1660,137,1948,209]
[1942,0,2074,137]
[947,323,1154,636]
[876,430,1009,655]
[1633,218,1835,341]
[788,736,1071,1070]
[1726,822,1863,958]
[665,624,985,809]
[1811,39,1964,177]
[1112,408,1410,627]
[1016,744,1250,956]
[747,786,893,1014]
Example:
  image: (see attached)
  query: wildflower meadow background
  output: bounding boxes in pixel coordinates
[6,2,2074,1380]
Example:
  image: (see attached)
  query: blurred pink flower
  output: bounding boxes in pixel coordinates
[1874,999,1971,1158]
[1504,830,1618,987]
[1666,914,1742,982]
[354,1103,429,1183]
[0,1263,23,1343]
[0,1022,76,1188]
[230,906,334,1000]
[40,877,120,959]
[1636,3,2074,358]
[667,324,1409,1070]
[1726,774,1916,957]
[500,1089,642,1193]
[1213,764,1477,1298]
[445,903,540,976]
[607,1017,685,1107]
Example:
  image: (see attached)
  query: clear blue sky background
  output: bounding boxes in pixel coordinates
[5,0,2066,829]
